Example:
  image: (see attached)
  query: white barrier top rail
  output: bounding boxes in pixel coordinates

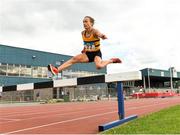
[0,71,142,92]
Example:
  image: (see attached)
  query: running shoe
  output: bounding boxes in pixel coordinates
[47,64,59,75]
[111,58,122,63]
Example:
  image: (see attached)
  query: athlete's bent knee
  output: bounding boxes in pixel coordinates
[96,65,102,70]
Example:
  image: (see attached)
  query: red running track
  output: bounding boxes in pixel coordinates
[0,97,179,134]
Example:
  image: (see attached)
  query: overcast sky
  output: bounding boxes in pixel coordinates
[0,0,180,73]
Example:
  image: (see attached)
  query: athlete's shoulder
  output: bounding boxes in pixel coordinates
[81,30,85,35]
[92,28,99,33]
[92,28,100,38]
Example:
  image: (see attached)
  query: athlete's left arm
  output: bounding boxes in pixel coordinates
[94,29,107,40]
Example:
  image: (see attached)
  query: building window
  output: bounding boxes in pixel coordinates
[7,64,20,76]
[0,62,101,79]
[42,67,48,78]
[32,66,44,78]
[0,63,7,76]
[161,71,164,77]
[37,67,42,78]
[31,67,40,78]
[59,69,100,79]
[20,65,31,77]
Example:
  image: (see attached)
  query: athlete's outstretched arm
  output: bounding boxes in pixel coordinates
[94,29,107,40]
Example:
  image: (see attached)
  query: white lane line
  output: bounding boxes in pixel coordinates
[2,105,112,118]
[1,104,114,117]
[0,118,21,121]
[4,111,117,134]
[0,107,115,124]
[126,101,173,110]
[2,100,179,134]
[1,101,175,124]
[0,104,76,116]
[0,107,70,117]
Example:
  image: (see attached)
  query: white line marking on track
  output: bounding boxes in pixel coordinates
[1,100,177,125]
[0,107,115,124]
[2,99,179,134]
[4,111,117,134]
[0,118,21,121]
[126,102,169,110]
[1,104,114,117]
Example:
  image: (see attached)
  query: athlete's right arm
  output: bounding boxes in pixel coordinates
[93,29,107,40]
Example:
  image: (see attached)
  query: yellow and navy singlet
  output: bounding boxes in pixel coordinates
[82,30,100,52]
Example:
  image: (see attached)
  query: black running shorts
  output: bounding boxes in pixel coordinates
[85,50,102,62]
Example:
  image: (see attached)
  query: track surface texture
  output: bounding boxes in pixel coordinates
[0,97,179,134]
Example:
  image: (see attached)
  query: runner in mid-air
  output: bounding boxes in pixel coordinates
[48,16,122,76]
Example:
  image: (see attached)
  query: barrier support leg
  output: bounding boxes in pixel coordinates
[117,82,125,119]
[99,81,138,132]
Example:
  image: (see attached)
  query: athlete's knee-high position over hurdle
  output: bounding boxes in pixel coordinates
[48,16,122,76]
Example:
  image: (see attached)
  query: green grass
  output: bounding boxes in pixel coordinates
[102,105,180,134]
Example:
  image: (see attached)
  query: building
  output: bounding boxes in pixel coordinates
[135,68,180,93]
[1,44,180,101]
[0,44,107,101]
[108,68,180,97]
[0,44,106,86]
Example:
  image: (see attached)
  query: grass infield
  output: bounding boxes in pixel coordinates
[102,105,180,134]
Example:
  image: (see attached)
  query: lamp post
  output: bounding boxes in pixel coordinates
[147,68,151,92]
[169,67,173,92]
[143,76,146,89]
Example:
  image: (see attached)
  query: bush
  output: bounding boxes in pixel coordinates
[44,99,64,104]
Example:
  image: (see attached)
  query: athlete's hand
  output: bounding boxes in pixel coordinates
[101,34,108,40]
[81,48,86,53]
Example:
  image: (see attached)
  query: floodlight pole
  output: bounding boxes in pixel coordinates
[147,68,151,92]
[169,67,173,92]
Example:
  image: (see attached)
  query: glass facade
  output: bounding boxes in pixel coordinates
[20,65,31,77]
[7,64,20,76]
[0,63,48,78]
[62,69,100,79]
[0,63,102,79]
[0,63,7,75]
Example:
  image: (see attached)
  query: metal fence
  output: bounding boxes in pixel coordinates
[0,84,116,103]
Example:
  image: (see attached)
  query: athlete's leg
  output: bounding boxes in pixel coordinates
[57,53,89,71]
[94,56,122,70]
[94,56,112,69]
[49,53,89,75]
